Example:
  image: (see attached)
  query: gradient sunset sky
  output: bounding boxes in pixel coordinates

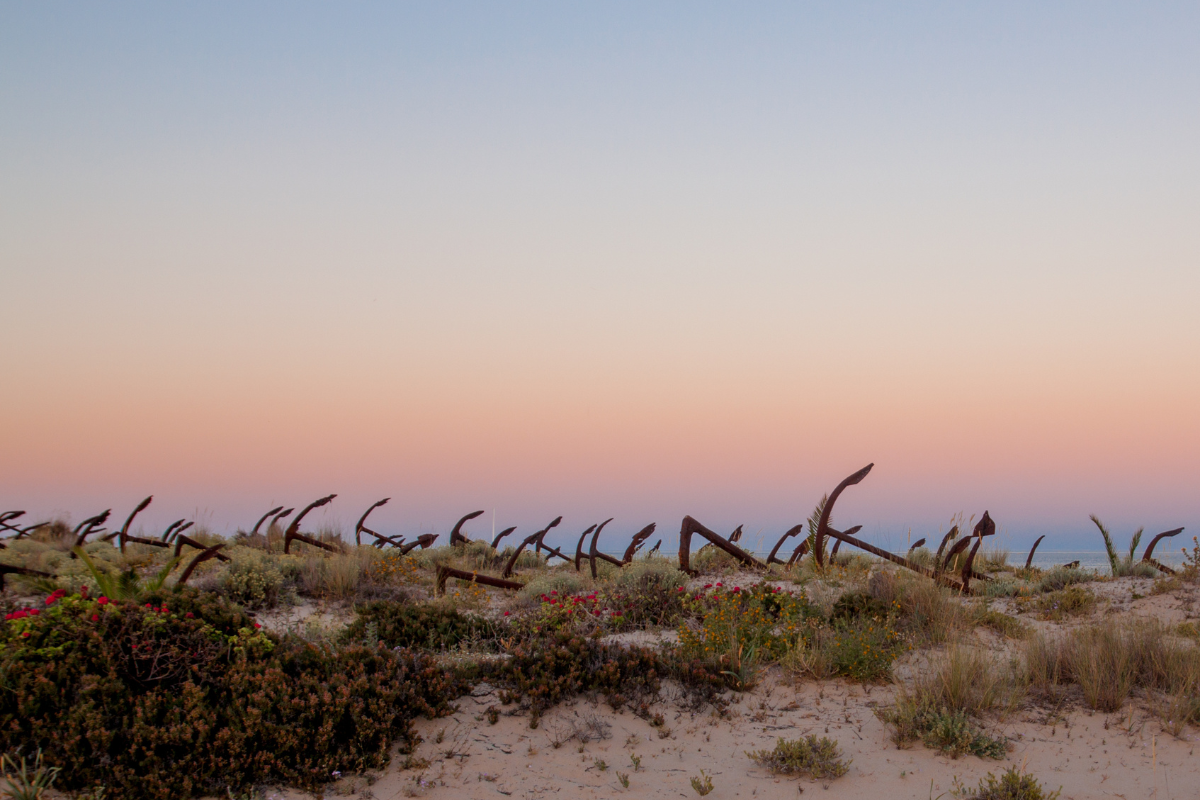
[3,3,1198,553]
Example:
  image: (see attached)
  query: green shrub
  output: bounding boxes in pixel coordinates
[342,600,497,651]
[746,735,850,779]
[878,699,1008,759]
[818,617,904,682]
[0,587,467,800]
[496,632,662,715]
[830,591,890,622]
[517,573,584,602]
[962,766,1061,800]
[220,549,284,608]
[1026,585,1096,621]
[1035,567,1095,593]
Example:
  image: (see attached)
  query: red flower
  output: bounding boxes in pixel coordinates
[253,622,262,629]
[91,613,100,622]
[185,612,194,619]
[503,611,510,616]
[97,596,110,606]
[145,603,152,608]
[160,607,169,614]
[21,632,30,638]
[29,609,39,616]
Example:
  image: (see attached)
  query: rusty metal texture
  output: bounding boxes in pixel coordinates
[167,521,194,544]
[1024,535,1046,570]
[767,524,805,565]
[589,520,625,578]
[961,537,984,594]
[621,523,656,563]
[173,534,231,563]
[251,506,284,536]
[70,510,112,555]
[935,526,959,560]
[503,517,562,578]
[647,539,662,556]
[176,544,227,586]
[0,563,53,591]
[436,565,524,596]
[1142,527,1185,564]
[941,536,973,572]
[585,519,612,575]
[449,510,486,547]
[160,519,186,542]
[491,526,517,550]
[729,525,744,544]
[283,494,338,555]
[270,508,294,530]
[573,524,598,571]
[814,464,873,569]
[907,538,927,553]
[821,525,968,593]
[676,515,765,575]
[117,496,154,553]
[398,533,438,555]
[786,538,810,567]
[355,498,391,546]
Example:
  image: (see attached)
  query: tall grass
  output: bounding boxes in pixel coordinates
[1021,618,1200,721]
[1089,515,1157,578]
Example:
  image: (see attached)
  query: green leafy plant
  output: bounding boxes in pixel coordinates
[1,750,60,800]
[1,587,467,800]
[962,766,1061,800]
[1089,515,1156,577]
[746,735,850,779]
[342,600,497,651]
[878,700,1008,759]
[73,547,179,601]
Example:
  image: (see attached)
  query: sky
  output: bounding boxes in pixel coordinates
[2,3,1198,555]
